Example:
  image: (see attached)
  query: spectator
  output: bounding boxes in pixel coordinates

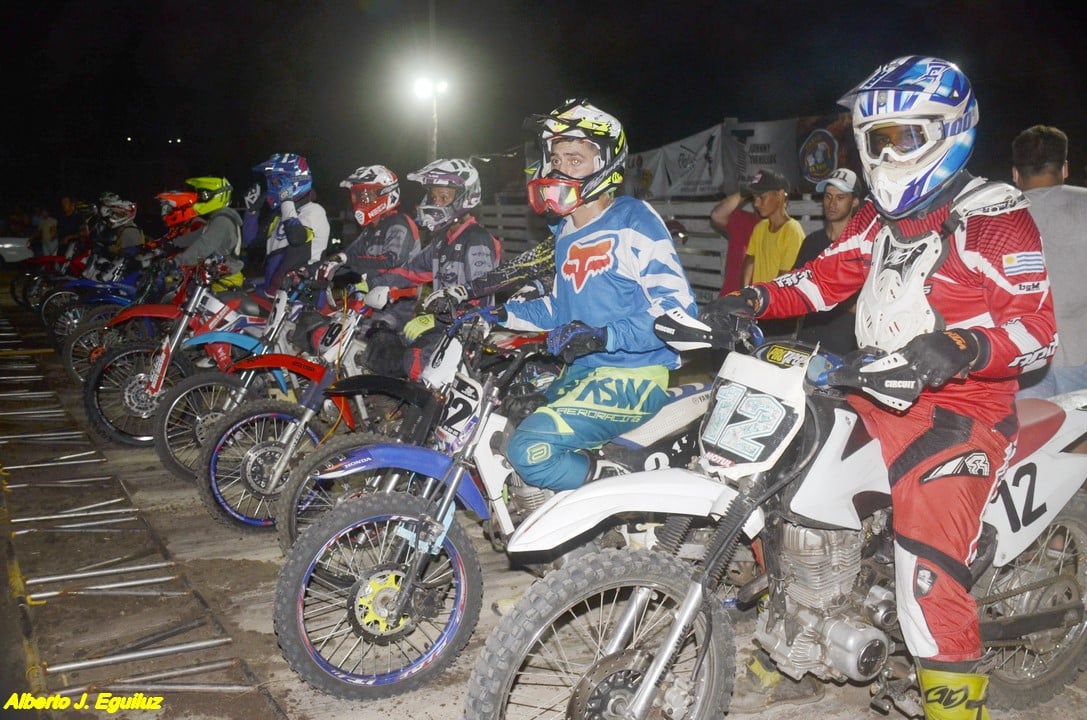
[740,168,806,287]
[34,207,58,257]
[55,196,86,253]
[793,167,862,355]
[709,191,759,295]
[1012,125,1087,398]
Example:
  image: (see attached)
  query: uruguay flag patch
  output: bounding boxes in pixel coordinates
[1002,252,1045,275]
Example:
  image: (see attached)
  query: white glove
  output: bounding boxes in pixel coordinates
[422,284,469,312]
[364,286,391,310]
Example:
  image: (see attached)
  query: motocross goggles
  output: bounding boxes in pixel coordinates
[863,120,942,162]
[527,176,583,216]
[349,186,381,207]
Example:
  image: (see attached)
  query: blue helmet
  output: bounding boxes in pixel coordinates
[838,56,978,218]
[253,153,313,208]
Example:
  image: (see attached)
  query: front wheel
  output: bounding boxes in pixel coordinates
[63,312,164,384]
[274,493,483,699]
[152,371,254,483]
[464,548,734,720]
[977,492,1087,709]
[196,400,328,529]
[82,340,195,446]
[274,432,436,555]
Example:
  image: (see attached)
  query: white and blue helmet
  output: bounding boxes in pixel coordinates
[839,56,978,218]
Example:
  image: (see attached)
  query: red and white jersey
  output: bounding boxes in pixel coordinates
[758,177,1056,424]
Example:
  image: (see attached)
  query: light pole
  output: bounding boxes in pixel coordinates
[414,77,448,162]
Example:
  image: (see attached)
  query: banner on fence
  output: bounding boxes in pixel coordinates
[625,114,859,200]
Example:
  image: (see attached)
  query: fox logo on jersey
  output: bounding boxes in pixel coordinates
[561,237,615,292]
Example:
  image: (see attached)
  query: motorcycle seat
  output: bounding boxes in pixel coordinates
[1011,398,1066,465]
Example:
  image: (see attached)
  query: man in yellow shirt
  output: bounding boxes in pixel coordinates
[740,168,806,286]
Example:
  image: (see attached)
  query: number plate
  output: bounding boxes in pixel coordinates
[434,374,482,452]
[700,380,799,469]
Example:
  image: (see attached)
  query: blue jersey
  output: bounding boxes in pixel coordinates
[504,195,696,369]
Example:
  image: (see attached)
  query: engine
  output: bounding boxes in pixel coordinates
[753,518,896,683]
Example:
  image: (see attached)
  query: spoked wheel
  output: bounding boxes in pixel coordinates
[82,340,196,446]
[47,301,121,350]
[10,271,35,308]
[152,371,255,483]
[38,288,79,334]
[977,493,1087,709]
[196,400,328,529]
[274,432,434,555]
[464,548,734,720]
[63,313,164,384]
[273,493,483,699]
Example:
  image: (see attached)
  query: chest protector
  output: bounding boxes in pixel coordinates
[855,179,1029,352]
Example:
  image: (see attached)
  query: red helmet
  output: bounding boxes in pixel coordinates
[156,190,199,228]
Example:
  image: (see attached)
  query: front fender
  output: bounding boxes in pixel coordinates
[317,443,489,519]
[507,468,764,554]
[327,374,433,408]
[231,352,325,380]
[108,303,181,326]
[183,331,263,353]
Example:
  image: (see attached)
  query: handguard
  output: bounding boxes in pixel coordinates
[825,352,922,411]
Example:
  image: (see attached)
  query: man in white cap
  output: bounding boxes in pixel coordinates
[792,167,863,353]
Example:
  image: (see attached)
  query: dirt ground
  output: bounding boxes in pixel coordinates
[2,267,1087,720]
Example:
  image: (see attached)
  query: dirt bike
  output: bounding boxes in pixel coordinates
[149,271,330,482]
[60,259,195,384]
[81,256,268,446]
[39,249,175,349]
[464,308,1087,719]
[270,315,716,700]
[193,282,424,529]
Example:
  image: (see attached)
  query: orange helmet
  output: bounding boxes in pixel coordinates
[156,189,199,228]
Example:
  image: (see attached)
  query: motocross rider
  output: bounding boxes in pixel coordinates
[708,56,1056,719]
[171,177,245,287]
[244,153,330,297]
[328,164,421,331]
[421,234,556,318]
[97,193,143,255]
[464,99,696,492]
[372,158,500,379]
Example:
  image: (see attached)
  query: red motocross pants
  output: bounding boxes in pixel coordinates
[850,395,1016,663]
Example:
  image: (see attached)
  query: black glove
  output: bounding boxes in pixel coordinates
[547,321,608,362]
[244,183,263,212]
[900,329,983,389]
[701,286,763,331]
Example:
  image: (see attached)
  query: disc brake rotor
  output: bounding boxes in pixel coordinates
[240,442,288,494]
[568,648,655,720]
[347,563,415,643]
[121,372,158,417]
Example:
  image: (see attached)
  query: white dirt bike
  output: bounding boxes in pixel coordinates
[464,308,1087,719]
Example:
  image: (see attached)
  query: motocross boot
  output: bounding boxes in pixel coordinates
[727,649,823,713]
[916,667,991,720]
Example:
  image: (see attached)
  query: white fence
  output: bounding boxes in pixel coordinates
[478,197,824,304]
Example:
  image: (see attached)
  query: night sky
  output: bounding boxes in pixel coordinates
[6,0,1087,221]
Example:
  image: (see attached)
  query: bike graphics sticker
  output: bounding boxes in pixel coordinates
[561,236,615,293]
[699,381,798,468]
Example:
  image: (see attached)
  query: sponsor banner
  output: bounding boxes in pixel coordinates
[624,114,861,200]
